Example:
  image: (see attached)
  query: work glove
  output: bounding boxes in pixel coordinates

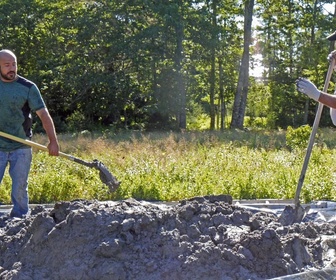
[327,50,336,64]
[296,77,321,101]
[327,51,336,124]
[331,88,336,126]
[328,50,336,71]
[330,108,336,126]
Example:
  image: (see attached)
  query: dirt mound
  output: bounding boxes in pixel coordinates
[0,195,336,280]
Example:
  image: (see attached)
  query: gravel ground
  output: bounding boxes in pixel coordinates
[0,195,336,280]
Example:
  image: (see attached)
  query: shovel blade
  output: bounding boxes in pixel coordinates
[278,204,307,226]
[93,160,121,192]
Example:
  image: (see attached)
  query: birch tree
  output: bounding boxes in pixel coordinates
[231,0,254,128]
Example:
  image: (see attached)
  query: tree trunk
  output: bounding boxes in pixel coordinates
[231,0,254,129]
[175,5,186,130]
[219,56,225,130]
[209,0,218,130]
[209,50,216,130]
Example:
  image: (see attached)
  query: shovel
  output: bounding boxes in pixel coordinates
[0,131,121,192]
[278,59,335,226]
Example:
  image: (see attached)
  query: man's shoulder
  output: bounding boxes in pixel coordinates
[16,76,36,89]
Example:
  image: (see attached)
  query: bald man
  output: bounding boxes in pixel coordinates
[0,49,59,218]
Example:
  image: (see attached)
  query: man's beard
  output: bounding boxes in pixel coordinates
[0,70,16,81]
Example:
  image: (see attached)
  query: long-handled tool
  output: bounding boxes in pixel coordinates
[278,59,335,226]
[0,131,121,192]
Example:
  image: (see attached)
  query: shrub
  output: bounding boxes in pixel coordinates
[286,125,312,150]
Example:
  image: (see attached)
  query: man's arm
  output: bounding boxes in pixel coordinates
[296,78,336,125]
[36,108,59,156]
[296,77,336,107]
[318,93,336,109]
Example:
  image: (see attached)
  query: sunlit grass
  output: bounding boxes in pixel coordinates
[1,128,336,204]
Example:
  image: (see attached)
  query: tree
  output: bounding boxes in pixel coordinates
[231,0,254,129]
[1,0,335,131]
[255,0,334,127]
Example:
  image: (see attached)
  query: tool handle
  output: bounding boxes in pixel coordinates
[0,131,119,191]
[0,131,95,167]
[294,59,335,208]
[0,131,73,160]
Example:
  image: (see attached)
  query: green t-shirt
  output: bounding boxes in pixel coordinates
[0,75,46,151]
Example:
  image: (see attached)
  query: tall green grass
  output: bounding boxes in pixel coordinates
[1,128,336,204]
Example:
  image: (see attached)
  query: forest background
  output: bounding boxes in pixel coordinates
[2,0,336,132]
[1,0,336,204]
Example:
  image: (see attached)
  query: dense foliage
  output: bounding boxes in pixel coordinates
[0,129,335,204]
[0,0,335,131]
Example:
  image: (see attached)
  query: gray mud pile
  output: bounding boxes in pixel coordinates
[1,195,336,280]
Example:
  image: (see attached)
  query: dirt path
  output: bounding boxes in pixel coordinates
[0,195,336,279]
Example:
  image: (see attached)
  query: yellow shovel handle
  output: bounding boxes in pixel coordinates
[0,131,70,159]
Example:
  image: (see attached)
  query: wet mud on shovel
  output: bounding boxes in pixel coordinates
[0,131,121,192]
[278,59,335,226]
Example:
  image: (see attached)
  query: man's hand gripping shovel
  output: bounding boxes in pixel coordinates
[0,131,121,193]
[278,57,336,226]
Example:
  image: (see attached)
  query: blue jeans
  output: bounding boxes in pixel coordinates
[0,148,32,218]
